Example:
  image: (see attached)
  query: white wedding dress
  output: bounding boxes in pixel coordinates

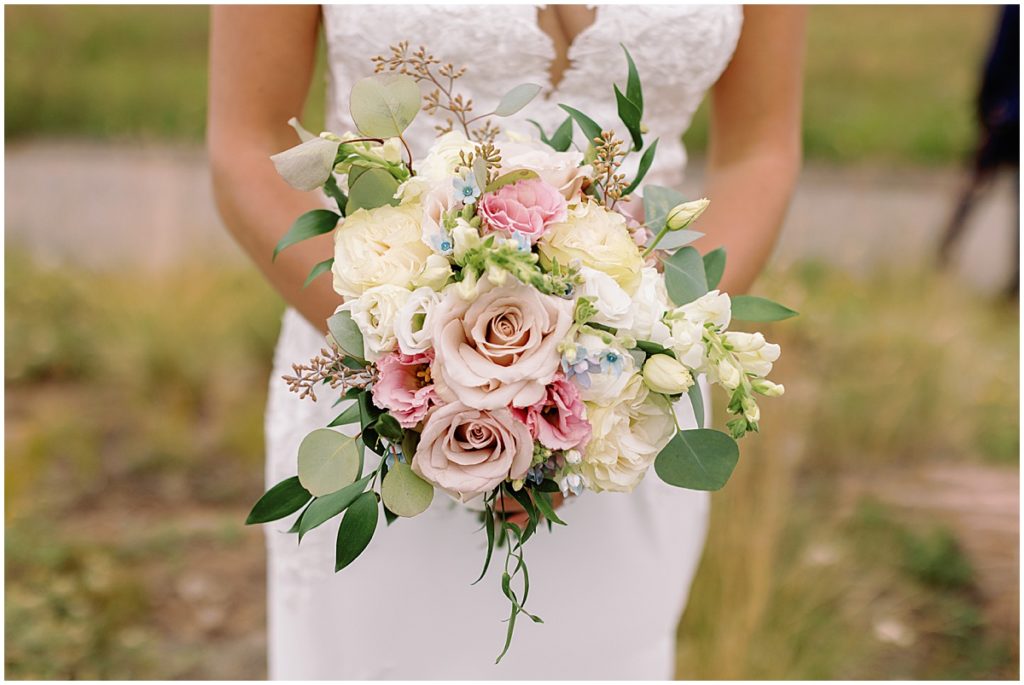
[264,5,743,679]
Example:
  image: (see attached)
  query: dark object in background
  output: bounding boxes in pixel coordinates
[937,5,1020,298]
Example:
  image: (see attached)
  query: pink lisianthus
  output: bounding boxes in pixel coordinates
[477,178,567,244]
[371,350,439,428]
[511,375,591,450]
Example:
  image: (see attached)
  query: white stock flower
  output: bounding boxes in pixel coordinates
[724,331,781,377]
[622,266,672,345]
[338,284,411,361]
[666,317,707,370]
[677,289,731,330]
[578,266,634,329]
[332,203,431,298]
[395,286,442,355]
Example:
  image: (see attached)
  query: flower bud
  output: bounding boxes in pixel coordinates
[751,377,785,397]
[642,354,695,395]
[665,198,710,231]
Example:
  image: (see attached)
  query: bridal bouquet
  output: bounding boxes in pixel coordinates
[248,43,796,660]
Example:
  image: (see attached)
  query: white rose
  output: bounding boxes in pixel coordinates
[580,373,676,493]
[677,290,731,330]
[623,266,672,345]
[332,203,432,298]
[724,331,781,377]
[338,284,411,361]
[578,266,633,329]
[496,136,591,199]
[395,286,442,355]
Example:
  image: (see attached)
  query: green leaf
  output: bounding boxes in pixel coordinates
[493,83,542,117]
[272,209,339,261]
[528,119,551,146]
[335,491,379,571]
[327,400,361,427]
[613,84,643,150]
[323,173,348,215]
[326,310,364,360]
[373,412,405,443]
[662,246,708,306]
[687,382,705,428]
[357,390,382,430]
[558,104,603,146]
[549,116,574,152]
[621,44,643,115]
[270,136,341,192]
[703,247,727,290]
[287,500,312,534]
[730,295,799,322]
[246,476,311,524]
[654,429,740,491]
[298,473,373,540]
[653,229,704,251]
[349,73,421,138]
[635,339,674,358]
[472,155,489,194]
[485,169,539,193]
[297,429,362,497]
[303,258,334,288]
[472,505,496,585]
[380,461,434,517]
[622,138,658,196]
[346,166,400,212]
[532,490,566,526]
[642,185,686,233]
[535,479,561,494]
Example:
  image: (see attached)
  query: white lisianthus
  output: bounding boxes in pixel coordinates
[332,203,432,298]
[665,198,710,231]
[623,266,673,346]
[580,374,676,493]
[724,331,781,377]
[677,289,731,330]
[338,284,411,361]
[538,200,644,294]
[395,286,442,355]
[642,354,694,395]
[496,135,592,199]
[578,266,634,329]
[412,254,454,290]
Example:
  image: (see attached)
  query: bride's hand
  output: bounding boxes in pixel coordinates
[497,492,565,528]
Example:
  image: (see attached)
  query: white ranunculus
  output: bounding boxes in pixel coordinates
[578,266,634,330]
[677,289,732,330]
[332,203,432,298]
[725,331,781,377]
[395,286,442,355]
[338,284,411,361]
[623,266,672,345]
[496,136,592,199]
[580,373,676,493]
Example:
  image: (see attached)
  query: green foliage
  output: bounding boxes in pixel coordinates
[245,477,311,524]
[730,295,799,322]
[654,429,740,491]
[558,105,603,146]
[346,165,401,212]
[334,491,378,571]
[380,462,433,518]
[662,246,708,306]
[485,169,539,193]
[326,310,364,361]
[303,258,334,288]
[348,73,420,138]
[296,429,362,497]
[687,382,705,428]
[703,247,727,290]
[642,185,686,233]
[272,209,339,260]
[298,473,374,540]
[621,138,658,195]
[493,83,542,117]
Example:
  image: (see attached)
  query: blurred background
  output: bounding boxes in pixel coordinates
[4,4,1019,679]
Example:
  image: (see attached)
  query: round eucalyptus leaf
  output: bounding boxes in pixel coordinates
[346,166,400,213]
[485,169,539,193]
[654,428,739,491]
[493,83,542,117]
[297,429,362,497]
[349,73,421,138]
[380,462,434,517]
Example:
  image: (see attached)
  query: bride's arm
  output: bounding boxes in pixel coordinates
[691,6,806,294]
[208,5,335,333]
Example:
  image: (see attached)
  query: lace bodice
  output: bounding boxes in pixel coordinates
[322,4,743,187]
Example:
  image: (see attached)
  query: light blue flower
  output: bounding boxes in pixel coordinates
[452,173,481,205]
[599,350,625,377]
[510,231,531,252]
[428,230,454,255]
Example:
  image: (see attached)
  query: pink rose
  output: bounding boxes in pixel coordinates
[511,375,591,450]
[432,280,574,409]
[477,178,567,244]
[372,351,438,428]
[412,401,533,502]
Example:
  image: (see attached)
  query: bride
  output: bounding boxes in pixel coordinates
[208,4,804,679]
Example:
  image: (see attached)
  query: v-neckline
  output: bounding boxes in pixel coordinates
[533,4,601,97]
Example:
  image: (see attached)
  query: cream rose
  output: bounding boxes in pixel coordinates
[431,280,574,409]
[412,401,533,502]
[332,203,432,298]
[580,373,676,493]
[338,284,410,361]
[538,200,644,294]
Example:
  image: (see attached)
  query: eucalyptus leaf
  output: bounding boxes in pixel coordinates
[303,258,334,288]
[346,166,400,212]
[642,185,686,233]
[622,138,658,196]
[297,429,362,497]
[472,156,489,193]
[349,73,421,138]
[654,428,739,491]
[494,83,542,117]
[380,462,434,517]
[326,310,364,360]
[613,84,643,150]
[703,247,727,290]
[730,295,799,322]
[272,209,339,261]
[298,473,374,540]
[286,116,317,142]
[485,169,539,193]
[650,229,704,251]
[558,104,603,146]
[270,136,342,192]
[687,382,705,428]
[662,246,708,306]
[246,476,311,525]
[335,491,379,571]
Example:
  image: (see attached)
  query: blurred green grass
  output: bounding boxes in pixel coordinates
[5,249,1018,678]
[4,5,996,164]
